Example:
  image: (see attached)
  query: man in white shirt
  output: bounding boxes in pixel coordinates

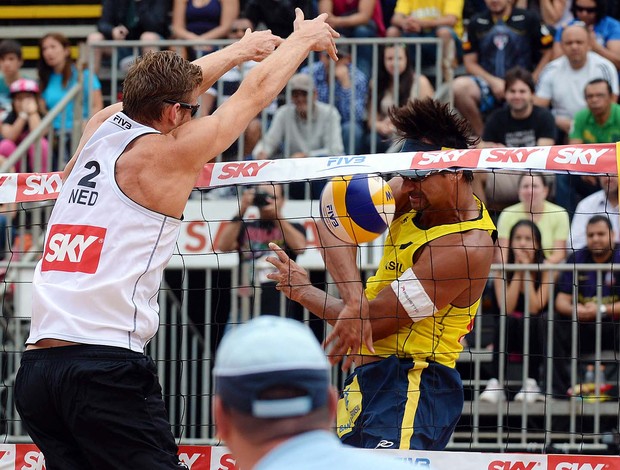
[253,73,344,199]
[535,23,619,135]
[570,175,620,250]
[253,73,344,161]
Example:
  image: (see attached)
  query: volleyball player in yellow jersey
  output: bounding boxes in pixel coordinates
[267,98,497,450]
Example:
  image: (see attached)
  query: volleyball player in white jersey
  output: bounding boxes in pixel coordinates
[14,10,338,470]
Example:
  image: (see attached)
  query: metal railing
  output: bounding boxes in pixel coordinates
[1,253,619,451]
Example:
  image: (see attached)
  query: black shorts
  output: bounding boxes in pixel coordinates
[15,345,186,470]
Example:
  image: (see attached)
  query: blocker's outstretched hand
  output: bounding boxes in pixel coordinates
[292,8,340,62]
[237,28,283,62]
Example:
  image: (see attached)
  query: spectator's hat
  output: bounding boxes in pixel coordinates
[213,316,330,418]
[289,73,314,93]
[9,78,39,96]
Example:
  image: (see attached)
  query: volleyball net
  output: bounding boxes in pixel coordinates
[0,143,619,468]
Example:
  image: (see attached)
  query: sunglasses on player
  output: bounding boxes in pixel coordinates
[163,99,200,117]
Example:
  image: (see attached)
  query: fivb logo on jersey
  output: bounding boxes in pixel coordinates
[41,224,106,274]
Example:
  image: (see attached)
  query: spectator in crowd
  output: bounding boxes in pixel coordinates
[452,0,554,137]
[243,0,315,38]
[214,184,307,318]
[387,0,464,81]
[212,316,413,470]
[515,0,573,28]
[171,0,239,59]
[38,33,103,170]
[480,220,551,403]
[473,67,555,217]
[252,73,344,198]
[497,172,570,264]
[366,43,434,153]
[536,24,618,136]
[301,45,368,154]
[202,17,270,160]
[553,214,620,397]
[535,24,618,213]
[552,0,620,70]
[0,39,25,122]
[570,175,619,250]
[319,0,386,78]
[479,66,556,149]
[569,78,620,144]
[87,0,170,73]
[0,79,48,173]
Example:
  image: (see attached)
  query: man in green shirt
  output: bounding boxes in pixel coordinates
[570,78,620,144]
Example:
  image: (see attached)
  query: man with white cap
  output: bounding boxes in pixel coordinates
[212,316,413,469]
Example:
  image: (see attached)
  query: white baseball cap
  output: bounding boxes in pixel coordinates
[213,316,330,418]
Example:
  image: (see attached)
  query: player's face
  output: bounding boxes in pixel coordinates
[586,221,613,256]
[585,82,612,117]
[383,46,407,76]
[400,172,452,211]
[505,80,533,113]
[41,36,70,70]
[518,175,548,208]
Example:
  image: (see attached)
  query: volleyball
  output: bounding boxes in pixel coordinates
[320,174,395,244]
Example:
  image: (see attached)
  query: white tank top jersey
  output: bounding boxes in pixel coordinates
[28,112,182,352]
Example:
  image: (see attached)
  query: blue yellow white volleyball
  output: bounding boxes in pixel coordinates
[320,174,395,244]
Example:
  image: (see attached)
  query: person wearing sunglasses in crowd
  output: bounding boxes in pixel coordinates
[552,0,620,70]
[266,98,497,450]
[14,10,339,470]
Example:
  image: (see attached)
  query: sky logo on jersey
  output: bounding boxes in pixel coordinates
[41,224,106,274]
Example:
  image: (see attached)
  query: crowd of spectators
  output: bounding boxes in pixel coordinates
[1,0,620,403]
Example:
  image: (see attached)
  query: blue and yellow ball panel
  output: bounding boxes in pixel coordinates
[320,174,395,244]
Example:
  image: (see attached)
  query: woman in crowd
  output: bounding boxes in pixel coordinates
[480,220,552,403]
[496,172,569,264]
[366,44,433,153]
[38,33,103,170]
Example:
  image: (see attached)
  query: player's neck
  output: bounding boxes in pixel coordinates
[418,193,479,227]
